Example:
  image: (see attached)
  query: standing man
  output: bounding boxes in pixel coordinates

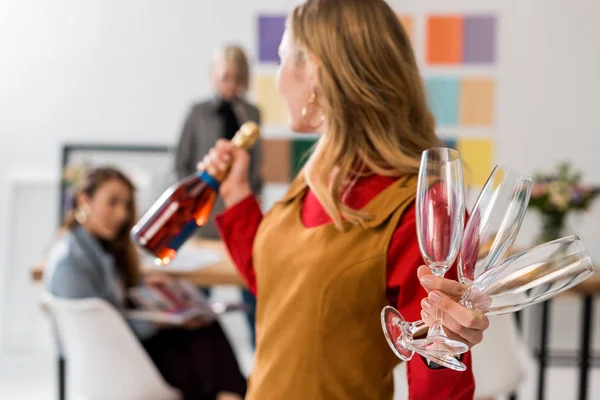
[175,44,261,347]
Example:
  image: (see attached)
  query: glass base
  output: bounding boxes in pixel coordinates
[410,335,469,356]
[381,306,414,361]
[411,347,467,371]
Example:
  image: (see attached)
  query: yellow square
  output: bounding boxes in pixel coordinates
[253,74,288,125]
[458,138,494,186]
[397,15,414,42]
[459,78,495,126]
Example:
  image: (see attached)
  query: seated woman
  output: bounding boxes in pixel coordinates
[45,166,246,400]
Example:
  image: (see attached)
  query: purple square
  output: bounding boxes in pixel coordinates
[258,15,286,63]
[463,15,497,64]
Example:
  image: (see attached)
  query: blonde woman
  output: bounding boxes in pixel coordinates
[200,1,489,399]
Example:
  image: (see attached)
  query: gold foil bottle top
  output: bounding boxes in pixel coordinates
[211,121,260,182]
[231,121,260,150]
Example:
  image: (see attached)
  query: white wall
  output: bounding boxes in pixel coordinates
[0,0,296,352]
[1,0,599,356]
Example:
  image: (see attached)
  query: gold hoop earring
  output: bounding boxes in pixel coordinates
[301,91,317,121]
[75,204,91,225]
[301,90,325,132]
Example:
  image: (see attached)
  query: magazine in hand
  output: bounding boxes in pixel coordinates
[127,279,219,325]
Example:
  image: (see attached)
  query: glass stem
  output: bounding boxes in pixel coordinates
[428,267,448,339]
[428,305,447,338]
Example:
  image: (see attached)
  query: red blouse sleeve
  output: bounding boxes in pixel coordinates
[215,195,263,295]
[386,204,475,400]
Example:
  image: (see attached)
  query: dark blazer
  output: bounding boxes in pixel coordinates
[175,97,262,239]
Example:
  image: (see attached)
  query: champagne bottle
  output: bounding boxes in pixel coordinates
[131,121,260,265]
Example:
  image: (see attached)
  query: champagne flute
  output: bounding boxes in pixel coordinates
[409,148,469,357]
[465,236,593,315]
[458,166,533,284]
[437,235,594,371]
[385,236,594,371]
[382,165,533,370]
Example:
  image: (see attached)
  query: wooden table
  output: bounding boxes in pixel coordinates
[31,239,246,287]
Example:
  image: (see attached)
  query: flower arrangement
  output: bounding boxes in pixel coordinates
[61,162,104,217]
[62,163,90,188]
[528,162,600,243]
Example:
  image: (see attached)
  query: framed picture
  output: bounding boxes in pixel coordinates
[59,143,174,226]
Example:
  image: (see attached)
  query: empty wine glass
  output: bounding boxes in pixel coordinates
[382,166,533,371]
[429,235,593,371]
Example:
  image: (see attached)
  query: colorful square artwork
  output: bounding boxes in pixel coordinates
[426,16,463,64]
[262,139,291,183]
[459,78,495,126]
[397,15,414,42]
[255,13,498,187]
[441,137,457,149]
[258,15,286,63]
[291,137,319,177]
[425,77,460,127]
[254,74,288,125]
[427,14,497,65]
[457,138,494,186]
[463,15,497,64]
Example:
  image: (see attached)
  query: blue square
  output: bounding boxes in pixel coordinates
[425,77,460,127]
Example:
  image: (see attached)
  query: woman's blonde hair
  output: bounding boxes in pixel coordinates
[213,44,250,93]
[290,0,440,230]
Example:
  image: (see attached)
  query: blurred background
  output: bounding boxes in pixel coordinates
[0,0,599,399]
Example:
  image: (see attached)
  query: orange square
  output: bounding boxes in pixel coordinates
[427,16,463,64]
[397,15,414,42]
[459,78,495,126]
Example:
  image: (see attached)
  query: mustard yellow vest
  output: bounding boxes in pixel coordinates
[247,174,417,399]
